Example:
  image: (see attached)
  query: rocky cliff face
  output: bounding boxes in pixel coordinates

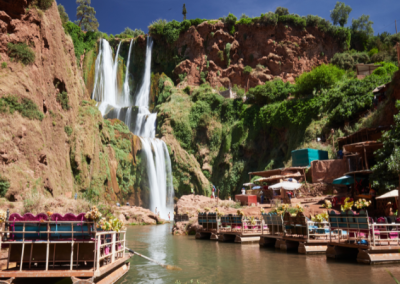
[152,21,342,88]
[0,0,146,206]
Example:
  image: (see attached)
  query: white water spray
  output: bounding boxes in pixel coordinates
[92,37,174,220]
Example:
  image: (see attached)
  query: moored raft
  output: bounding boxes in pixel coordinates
[327,209,400,264]
[196,212,261,243]
[0,209,132,283]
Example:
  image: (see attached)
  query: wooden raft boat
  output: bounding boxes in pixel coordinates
[0,212,132,284]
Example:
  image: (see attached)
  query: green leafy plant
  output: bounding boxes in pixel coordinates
[1,62,6,69]
[247,79,295,105]
[37,0,54,10]
[217,50,224,61]
[0,175,10,197]
[0,95,44,121]
[56,91,71,110]
[64,22,99,62]
[341,197,354,212]
[295,64,345,97]
[225,43,231,66]
[178,72,187,82]
[7,43,35,65]
[243,65,252,74]
[64,125,73,137]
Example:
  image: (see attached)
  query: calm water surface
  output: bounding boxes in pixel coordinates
[117,224,400,284]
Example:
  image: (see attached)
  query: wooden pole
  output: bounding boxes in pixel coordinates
[398,174,400,215]
[364,146,369,169]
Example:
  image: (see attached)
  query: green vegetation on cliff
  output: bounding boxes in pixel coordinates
[64,22,99,62]
[155,61,397,198]
[0,175,10,197]
[68,101,146,204]
[7,43,35,65]
[0,95,44,121]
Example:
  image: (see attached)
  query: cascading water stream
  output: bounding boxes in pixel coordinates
[123,40,134,106]
[92,37,174,220]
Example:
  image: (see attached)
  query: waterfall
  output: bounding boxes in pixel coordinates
[92,37,174,220]
[123,40,134,106]
[92,39,121,115]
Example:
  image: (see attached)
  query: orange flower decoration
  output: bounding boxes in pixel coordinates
[47,211,53,217]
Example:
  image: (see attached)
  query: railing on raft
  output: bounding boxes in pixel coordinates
[0,213,126,274]
[329,209,400,247]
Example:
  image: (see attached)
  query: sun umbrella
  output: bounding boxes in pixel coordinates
[332,175,365,185]
[269,182,302,191]
[376,190,399,199]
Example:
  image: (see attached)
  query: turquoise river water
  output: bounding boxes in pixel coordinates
[116,224,400,284]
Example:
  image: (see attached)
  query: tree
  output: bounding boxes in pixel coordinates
[275,7,289,16]
[330,2,352,27]
[75,0,99,32]
[182,4,187,21]
[351,14,374,37]
[58,4,69,25]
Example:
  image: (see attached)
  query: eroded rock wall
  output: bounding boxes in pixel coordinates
[152,21,342,88]
[0,1,146,207]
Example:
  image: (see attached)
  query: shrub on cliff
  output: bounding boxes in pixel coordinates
[326,73,392,124]
[247,80,295,105]
[295,64,345,96]
[351,52,369,64]
[56,92,71,110]
[220,13,237,25]
[64,22,99,61]
[0,175,10,197]
[37,0,54,10]
[243,66,252,74]
[331,52,355,70]
[118,27,145,39]
[7,43,35,65]
[275,7,289,16]
[0,95,44,121]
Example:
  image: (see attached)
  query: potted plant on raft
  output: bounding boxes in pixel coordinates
[311,211,329,228]
[322,200,332,209]
[354,199,371,210]
[341,197,354,212]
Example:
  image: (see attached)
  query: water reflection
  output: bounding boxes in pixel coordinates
[118,224,400,284]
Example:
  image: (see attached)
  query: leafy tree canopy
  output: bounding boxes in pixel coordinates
[351,14,374,37]
[330,1,352,27]
[75,0,99,32]
[295,64,345,97]
[247,79,295,105]
[119,27,145,38]
[275,7,289,16]
[58,4,69,25]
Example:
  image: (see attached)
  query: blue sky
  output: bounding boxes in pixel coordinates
[56,0,399,36]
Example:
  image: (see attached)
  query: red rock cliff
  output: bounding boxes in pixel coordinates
[157,21,342,88]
